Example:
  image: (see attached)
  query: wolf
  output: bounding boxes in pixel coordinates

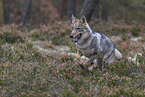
[70,15,122,71]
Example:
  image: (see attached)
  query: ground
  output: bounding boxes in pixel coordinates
[0,21,145,96]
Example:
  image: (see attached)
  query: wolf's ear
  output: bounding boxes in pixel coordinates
[72,15,78,23]
[81,15,87,24]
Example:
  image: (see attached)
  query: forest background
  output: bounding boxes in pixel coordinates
[1,0,145,25]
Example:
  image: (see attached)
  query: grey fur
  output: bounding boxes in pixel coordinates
[70,15,122,70]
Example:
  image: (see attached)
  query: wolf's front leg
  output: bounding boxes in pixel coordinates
[76,50,85,65]
[76,51,89,75]
[85,55,98,68]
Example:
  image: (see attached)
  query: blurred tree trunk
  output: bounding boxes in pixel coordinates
[80,0,99,22]
[37,0,41,25]
[102,5,108,22]
[67,0,76,19]
[93,0,99,19]
[2,0,10,24]
[21,0,32,25]
[60,0,67,19]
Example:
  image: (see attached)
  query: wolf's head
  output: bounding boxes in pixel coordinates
[70,15,93,42]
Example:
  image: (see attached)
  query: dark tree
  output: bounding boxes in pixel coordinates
[102,4,108,22]
[93,0,99,19]
[2,0,10,24]
[80,0,99,22]
[67,0,76,19]
[21,0,32,25]
[60,0,67,19]
[37,0,41,25]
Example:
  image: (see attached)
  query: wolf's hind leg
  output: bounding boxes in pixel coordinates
[104,52,114,64]
[97,58,103,70]
[88,62,97,71]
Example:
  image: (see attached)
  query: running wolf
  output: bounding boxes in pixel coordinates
[70,15,122,70]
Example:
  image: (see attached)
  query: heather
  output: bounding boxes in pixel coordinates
[0,20,145,97]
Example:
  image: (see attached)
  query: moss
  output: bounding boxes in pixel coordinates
[51,39,60,45]
[29,31,45,41]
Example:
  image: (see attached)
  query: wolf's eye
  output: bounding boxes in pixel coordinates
[77,28,80,30]
[77,28,83,32]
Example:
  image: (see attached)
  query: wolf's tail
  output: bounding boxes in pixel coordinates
[114,48,122,59]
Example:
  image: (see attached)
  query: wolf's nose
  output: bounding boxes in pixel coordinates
[70,34,73,38]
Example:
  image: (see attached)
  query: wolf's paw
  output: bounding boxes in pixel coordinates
[88,66,93,71]
[78,62,87,69]
[78,61,86,65]
[76,53,81,59]
[82,62,89,67]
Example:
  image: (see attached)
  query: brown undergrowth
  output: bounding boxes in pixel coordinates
[0,20,145,96]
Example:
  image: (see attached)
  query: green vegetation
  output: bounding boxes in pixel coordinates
[0,27,25,44]
[0,20,145,96]
[29,30,45,41]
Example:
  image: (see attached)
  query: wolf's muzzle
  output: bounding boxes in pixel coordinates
[73,33,82,42]
[70,34,73,38]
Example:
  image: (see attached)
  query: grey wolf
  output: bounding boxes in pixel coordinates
[70,15,122,70]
